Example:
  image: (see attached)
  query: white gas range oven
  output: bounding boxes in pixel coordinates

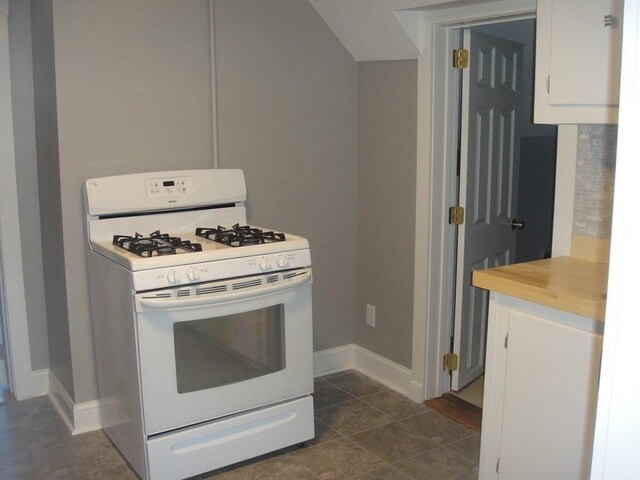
[84,169,314,480]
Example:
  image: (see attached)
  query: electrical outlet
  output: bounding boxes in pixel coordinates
[366,304,376,328]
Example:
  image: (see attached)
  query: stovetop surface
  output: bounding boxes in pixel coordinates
[87,205,309,271]
[112,223,289,259]
[91,229,308,270]
[85,170,311,278]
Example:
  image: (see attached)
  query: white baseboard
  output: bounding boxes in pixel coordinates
[48,371,102,434]
[313,344,354,377]
[72,399,103,434]
[31,368,50,397]
[313,344,425,403]
[352,345,424,403]
[48,371,75,433]
[41,345,421,435]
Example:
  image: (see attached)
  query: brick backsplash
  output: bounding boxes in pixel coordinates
[573,125,617,239]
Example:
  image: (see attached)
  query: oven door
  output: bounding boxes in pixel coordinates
[134,268,313,436]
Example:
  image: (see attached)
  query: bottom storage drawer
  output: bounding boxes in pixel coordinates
[147,395,314,480]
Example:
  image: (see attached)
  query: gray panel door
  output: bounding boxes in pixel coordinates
[452,30,523,391]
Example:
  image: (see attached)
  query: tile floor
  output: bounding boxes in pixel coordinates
[0,371,480,479]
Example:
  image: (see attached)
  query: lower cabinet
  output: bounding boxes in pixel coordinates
[479,294,603,480]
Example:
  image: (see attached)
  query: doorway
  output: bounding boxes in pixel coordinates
[448,19,558,407]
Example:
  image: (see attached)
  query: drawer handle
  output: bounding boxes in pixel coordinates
[170,411,296,454]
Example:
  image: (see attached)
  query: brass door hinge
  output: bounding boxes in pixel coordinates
[453,48,469,69]
[449,206,464,225]
[443,352,459,371]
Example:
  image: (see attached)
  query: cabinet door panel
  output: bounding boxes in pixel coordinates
[548,0,622,107]
[499,310,602,479]
[534,0,621,123]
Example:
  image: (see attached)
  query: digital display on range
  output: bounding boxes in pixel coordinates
[146,177,191,197]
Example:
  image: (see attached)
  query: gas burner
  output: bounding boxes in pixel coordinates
[196,223,286,247]
[113,230,202,257]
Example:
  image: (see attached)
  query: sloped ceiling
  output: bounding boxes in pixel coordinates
[308,0,465,61]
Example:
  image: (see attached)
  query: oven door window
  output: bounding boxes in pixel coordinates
[173,304,285,394]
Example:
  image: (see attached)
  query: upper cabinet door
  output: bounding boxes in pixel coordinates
[534,0,622,124]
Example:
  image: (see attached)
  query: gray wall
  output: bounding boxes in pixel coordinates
[354,61,417,369]
[30,0,73,396]
[214,0,358,351]
[31,0,214,403]
[24,0,358,404]
[8,0,49,371]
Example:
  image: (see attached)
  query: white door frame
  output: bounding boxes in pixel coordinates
[0,0,34,400]
[409,0,579,401]
[590,0,640,475]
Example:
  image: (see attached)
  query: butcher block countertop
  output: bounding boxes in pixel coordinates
[472,256,608,321]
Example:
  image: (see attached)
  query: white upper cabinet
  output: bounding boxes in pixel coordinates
[534,0,622,124]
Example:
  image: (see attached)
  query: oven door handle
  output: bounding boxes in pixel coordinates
[137,270,311,310]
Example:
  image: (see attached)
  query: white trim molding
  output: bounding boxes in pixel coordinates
[551,125,578,257]
[0,0,34,401]
[590,0,640,476]
[41,345,421,435]
[313,344,354,377]
[352,345,424,403]
[314,344,424,403]
[31,368,50,397]
[412,0,538,402]
[48,371,102,435]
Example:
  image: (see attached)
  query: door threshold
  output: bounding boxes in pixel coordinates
[425,393,482,431]
[450,374,484,408]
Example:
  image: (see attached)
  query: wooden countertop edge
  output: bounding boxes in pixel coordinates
[472,258,607,322]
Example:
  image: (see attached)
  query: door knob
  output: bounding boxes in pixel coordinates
[511,219,526,231]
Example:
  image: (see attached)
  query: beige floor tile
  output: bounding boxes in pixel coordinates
[322,371,387,398]
[315,399,393,436]
[290,438,385,480]
[392,447,479,480]
[282,417,343,454]
[0,431,127,480]
[444,433,481,464]
[31,431,128,479]
[1,373,484,480]
[349,421,436,463]
[352,465,413,479]
[313,379,356,409]
[68,464,138,480]
[360,389,431,420]
[310,417,343,446]
[0,414,71,464]
[213,454,317,480]
[402,411,476,446]
[0,396,58,430]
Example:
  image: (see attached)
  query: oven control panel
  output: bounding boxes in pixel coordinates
[145,175,194,198]
[132,249,312,291]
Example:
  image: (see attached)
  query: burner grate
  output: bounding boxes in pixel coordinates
[195,223,286,247]
[113,230,202,257]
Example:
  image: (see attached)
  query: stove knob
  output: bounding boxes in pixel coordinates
[277,255,289,268]
[167,270,181,284]
[187,267,200,281]
[258,257,272,271]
